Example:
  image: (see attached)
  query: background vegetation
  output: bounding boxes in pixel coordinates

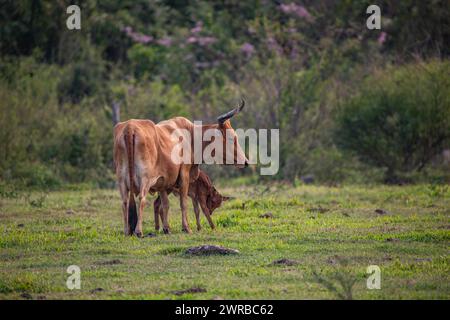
[0,0,449,189]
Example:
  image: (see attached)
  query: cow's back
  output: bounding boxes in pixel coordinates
[114,118,195,192]
[114,119,158,166]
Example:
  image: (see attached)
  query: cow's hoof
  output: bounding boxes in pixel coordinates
[197,226,202,231]
[182,227,192,234]
[163,228,170,234]
[134,231,143,238]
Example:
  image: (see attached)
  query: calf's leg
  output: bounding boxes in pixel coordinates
[199,197,216,230]
[192,199,202,231]
[160,191,171,234]
[154,196,161,231]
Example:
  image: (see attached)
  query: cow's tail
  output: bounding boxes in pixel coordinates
[124,127,138,234]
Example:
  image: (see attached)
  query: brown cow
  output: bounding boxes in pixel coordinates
[113,100,248,236]
[153,170,230,231]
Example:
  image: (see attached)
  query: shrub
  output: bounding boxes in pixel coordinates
[335,61,450,183]
[13,163,61,189]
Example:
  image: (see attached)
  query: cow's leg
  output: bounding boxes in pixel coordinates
[119,181,131,236]
[135,176,159,237]
[134,192,146,238]
[160,191,170,234]
[135,181,151,238]
[192,199,202,231]
[179,170,192,234]
[199,199,216,230]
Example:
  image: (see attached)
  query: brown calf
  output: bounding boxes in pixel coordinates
[154,170,230,231]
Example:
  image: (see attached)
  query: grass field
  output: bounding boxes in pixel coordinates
[0,182,449,300]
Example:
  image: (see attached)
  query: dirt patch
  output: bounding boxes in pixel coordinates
[172,287,207,296]
[185,245,239,256]
[259,212,274,218]
[327,257,338,265]
[326,255,348,265]
[375,208,390,215]
[270,258,299,266]
[17,223,24,228]
[20,292,32,299]
[97,259,122,265]
[308,206,330,213]
[90,288,104,293]
[386,237,400,242]
[66,209,75,215]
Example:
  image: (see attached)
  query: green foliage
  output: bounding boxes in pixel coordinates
[0,1,448,187]
[57,47,106,103]
[127,44,164,79]
[14,163,61,189]
[335,61,450,182]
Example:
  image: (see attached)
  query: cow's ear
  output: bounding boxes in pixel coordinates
[189,165,200,183]
[222,196,232,202]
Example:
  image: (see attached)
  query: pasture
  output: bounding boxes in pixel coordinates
[0,182,449,299]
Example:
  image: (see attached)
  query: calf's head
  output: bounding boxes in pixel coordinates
[207,186,231,214]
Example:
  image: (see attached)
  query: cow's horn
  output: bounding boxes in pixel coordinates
[217,99,245,124]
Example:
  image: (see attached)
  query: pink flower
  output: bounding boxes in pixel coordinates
[191,21,203,34]
[197,36,217,46]
[279,3,312,20]
[157,37,172,47]
[187,36,197,44]
[135,34,153,44]
[377,31,387,45]
[266,37,283,55]
[122,26,153,44]
[240,42,255,57]
[187,36,217,46]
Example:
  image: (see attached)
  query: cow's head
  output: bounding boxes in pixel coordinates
[217,99,249,168]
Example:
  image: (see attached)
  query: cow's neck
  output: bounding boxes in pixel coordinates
[197,123,219,151]
[191,123,222,162]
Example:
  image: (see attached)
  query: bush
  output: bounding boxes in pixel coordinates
[13,163,62,189]
[128,44,164,80]
[335,61,450,182]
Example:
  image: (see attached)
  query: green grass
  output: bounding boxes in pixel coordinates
[0,183,449,299]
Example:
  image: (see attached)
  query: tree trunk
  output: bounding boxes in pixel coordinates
[112,101,121,126]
